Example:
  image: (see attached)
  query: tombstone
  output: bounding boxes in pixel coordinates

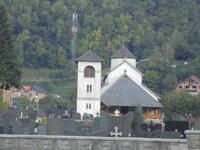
[83,113,93,121]
[72,112,81,120]
[121,111,134,137]
[110,126,123,137]
[165,121,188,137]
[0,127,4,134]
[145,129,160,138]
[37,126,46,135]
[81,128,89,136]
[89,129,106,136]
[6,125,13,134]
[47,118,81,135]
[99,111,113,135]
[114,109,120,117]
[161,131,181,139]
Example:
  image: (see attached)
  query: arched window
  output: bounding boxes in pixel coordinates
[84,66,95,78]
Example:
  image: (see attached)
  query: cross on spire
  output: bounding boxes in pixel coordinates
[110,126,123,137]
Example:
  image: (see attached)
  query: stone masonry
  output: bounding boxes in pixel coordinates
[185,130,200,150]
[0,134,187,150]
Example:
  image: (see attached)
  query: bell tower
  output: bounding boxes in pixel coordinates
[76,50,103,118]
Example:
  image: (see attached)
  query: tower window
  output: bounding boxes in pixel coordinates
[86,103,92,110]
[84,66,95,78]
[87,85,92,93]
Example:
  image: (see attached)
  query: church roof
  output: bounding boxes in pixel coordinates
[101,76,163,108]
[111,45,136,59]
[76,50,103,62]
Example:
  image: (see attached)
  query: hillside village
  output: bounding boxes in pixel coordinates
[2,1,200,146]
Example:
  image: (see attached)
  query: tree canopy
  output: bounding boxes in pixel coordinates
[0,4,21,89]
[0,0,200,94]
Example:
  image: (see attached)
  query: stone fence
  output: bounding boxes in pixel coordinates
[0,131,199,150]
[185,130,200,150]
[0,134,188,150]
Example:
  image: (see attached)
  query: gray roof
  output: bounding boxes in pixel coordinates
[76,50,103,62]
[101,76,163,108]
[111,45,136,59]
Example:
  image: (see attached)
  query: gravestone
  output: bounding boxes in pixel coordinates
[122,111,134,136]
[110,126,123,137]
[72,112,81,120]
[161,131,181,139]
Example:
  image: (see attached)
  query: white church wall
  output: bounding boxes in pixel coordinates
[111,58,136,69]
[77,61,101,117]
[108,62,142,86]
[77,99,100,117]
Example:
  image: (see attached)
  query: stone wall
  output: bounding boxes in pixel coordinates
[0,135,187,150]
[185,130,200,150]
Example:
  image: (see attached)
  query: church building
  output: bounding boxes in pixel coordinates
[76,46,163,120]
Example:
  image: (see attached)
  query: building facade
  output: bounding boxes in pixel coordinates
[176,75,200,96]
[76,46,163,120]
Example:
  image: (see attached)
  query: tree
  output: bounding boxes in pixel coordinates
[0,4,21,89]
[160,91,200,117]
[134,104,144,124]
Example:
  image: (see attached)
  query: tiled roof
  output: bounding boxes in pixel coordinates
[190,75,200,84]
[101,76,163,108]
[76,50,103,62]
[32,86,47,94]
[111,45,136,59]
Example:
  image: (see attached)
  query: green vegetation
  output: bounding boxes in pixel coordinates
[14,97,33,107]
[38,95,69,109]
[1,0,200,112]
[0,4,21,89]
[134,104,144,124]
[161,91,200,117]
[0,91,9,110]
[0,0,199,94]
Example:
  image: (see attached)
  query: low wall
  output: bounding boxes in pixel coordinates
[185,130,200,150]
[0,135,187,150]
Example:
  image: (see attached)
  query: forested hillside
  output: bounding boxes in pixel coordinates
[1,0,200,93]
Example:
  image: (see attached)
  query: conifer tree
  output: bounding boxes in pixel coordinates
[0,4,21,89]
[134,104,144,124]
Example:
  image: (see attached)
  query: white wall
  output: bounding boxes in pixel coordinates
[76,61,101,118]
[108,62,142,86]
[111,58,136,69]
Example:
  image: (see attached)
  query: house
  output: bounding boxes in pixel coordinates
[11,86,47,102]
[76,45,163,121]
[11,86,33,99]
[32,86,47,102]
[176,75,200,96]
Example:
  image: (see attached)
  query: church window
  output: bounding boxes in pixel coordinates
[84,66,95,78]
[86,103,88,109]
[87,85,92,93]
[89,103,91,109]
[87,85,89,92]
[86,103,91,110]
[185,86,189,88]
[193,86,197,88]
[179,86,182,88]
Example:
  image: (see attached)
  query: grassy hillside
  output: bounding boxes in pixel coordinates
[20,68,77,106]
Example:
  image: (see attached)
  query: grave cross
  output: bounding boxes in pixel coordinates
[110,126,123,137]
[114,109,120,116]
[96,112,100,117]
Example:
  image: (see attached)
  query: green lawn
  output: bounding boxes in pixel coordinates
[21,68,64,80]
[20,68,77,106]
